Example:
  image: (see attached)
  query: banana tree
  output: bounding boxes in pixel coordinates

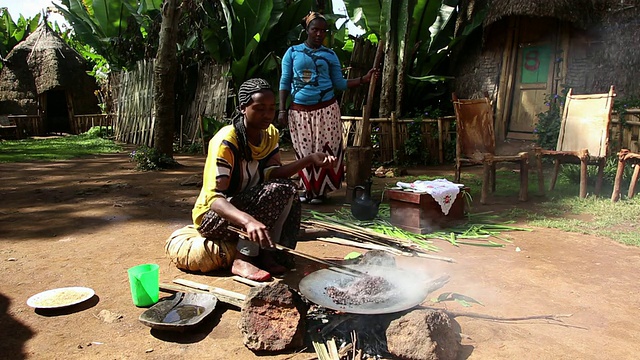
[342,0,486,116]
[54,0,162,70]
[0,9,40,68]
[200,0,317,95]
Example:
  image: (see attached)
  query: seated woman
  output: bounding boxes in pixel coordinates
[192,78,336,281]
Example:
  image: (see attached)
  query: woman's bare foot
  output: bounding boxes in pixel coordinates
[259,251,287,275]
[231,254,271,281]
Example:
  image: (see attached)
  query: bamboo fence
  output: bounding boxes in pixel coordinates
[611,110,640,153]
[112,59,156,146]
[183,62,231,143]
[6,115,43,137]
[340,37,377,116]
[71,114,114,135]
[342,115,456,164]
[108,59,230,147]
[341,110,640,164]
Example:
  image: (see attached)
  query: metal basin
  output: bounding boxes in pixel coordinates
[139,292,218,331]
[298,264,434,315]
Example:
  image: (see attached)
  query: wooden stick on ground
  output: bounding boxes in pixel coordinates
[315,236,406,255]
[160,282,244,309]
[422,307,578,327]
[164,279,247,308]
[227,225,369,278]
[304,220,456,263]
[232,275,266,287]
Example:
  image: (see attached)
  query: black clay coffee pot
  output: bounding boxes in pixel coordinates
[351,181,380,221]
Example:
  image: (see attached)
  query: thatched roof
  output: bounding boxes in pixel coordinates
[484,0,596,28]
[0,22,98,115]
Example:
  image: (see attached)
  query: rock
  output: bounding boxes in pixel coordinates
[238,282,309,351]
[97,309,123,323]
[357,250,396,268]
[386,309,460,360]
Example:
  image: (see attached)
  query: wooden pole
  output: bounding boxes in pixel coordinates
[361,40,385,148]
[391,111,398,157]
[437,117,444,164]
[199,114,206,155]
[179,115,183,148]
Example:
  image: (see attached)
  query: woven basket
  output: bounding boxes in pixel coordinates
[165,225,237,272]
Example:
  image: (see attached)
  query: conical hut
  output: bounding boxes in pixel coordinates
[0,22,99,135]
[452,0,640,142]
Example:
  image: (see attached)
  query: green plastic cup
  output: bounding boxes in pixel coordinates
[127,263,159,307]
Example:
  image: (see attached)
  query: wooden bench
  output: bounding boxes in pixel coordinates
[0,117,19,139]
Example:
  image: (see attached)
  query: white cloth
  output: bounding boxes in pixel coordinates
[395,179,462,215]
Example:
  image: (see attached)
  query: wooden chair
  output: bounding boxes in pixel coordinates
[611,149,640,202]
[535,86,615,198]
[452,93,529,204]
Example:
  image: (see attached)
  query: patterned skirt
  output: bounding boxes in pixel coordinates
[197,179,301,249]
[288,100,345,198]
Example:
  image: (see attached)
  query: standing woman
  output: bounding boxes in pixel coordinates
[193,78,336,281]
[279,11,377,204]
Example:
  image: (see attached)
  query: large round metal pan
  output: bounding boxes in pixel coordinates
[298,265,432,315]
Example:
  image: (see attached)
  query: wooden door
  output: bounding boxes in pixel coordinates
[507,18,559,140]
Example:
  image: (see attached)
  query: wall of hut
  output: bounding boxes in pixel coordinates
[451,22,506,99]
[583,3,640,98]
[454,3,640,99]
[452,0,640,151]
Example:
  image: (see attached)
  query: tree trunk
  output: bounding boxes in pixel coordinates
[395,0,414,116]
[153,0,181,157]
[379,0,397,117]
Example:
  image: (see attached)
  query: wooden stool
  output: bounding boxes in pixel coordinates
[611,149,640,202]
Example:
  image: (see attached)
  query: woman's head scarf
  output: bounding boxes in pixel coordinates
[302,11,326,29]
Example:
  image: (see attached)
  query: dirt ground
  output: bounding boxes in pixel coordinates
[1,148,640,360]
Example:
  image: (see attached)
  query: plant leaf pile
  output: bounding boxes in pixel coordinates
[304,204,531,253]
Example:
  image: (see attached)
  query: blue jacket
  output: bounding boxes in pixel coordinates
[279,43,347,105]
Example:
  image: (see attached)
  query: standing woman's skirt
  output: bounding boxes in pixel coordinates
[288,99,344,198]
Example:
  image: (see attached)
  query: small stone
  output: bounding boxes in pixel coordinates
[7,257,17,261]
[145,348,154,353]
[97,309,123,323]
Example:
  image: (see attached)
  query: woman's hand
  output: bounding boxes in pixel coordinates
[309,152,337,169]
[362,67,380,84]
[243,217,274,249]
[268,152,337,179]
[277,110,288,129]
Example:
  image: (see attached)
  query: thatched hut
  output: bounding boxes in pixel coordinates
[0,22,99,134]
[453,0,640,141]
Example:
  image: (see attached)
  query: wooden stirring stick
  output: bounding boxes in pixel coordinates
[227,225,368,278]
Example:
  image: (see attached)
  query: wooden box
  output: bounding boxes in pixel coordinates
[386,188,468,234]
